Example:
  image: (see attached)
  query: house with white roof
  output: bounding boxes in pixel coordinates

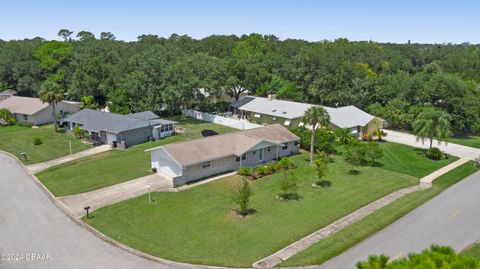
[231,94,385,137]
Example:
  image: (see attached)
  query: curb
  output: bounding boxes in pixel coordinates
[1,151,243,269]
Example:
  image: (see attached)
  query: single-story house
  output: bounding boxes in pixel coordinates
[0,96,82,125]
[231,94,385,137]
[147,124,300,187]
[0,89,17,101]
[62,109,177,148]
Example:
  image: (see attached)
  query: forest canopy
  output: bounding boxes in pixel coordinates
[1,31,479,134]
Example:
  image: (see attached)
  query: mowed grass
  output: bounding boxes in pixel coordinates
[36,117,236,196]
[0,124,91,164]
[84,153,420,267]
[463,243,480,258]
[377,142,458,178]
[449,135,480,149]
[280,161,479,266]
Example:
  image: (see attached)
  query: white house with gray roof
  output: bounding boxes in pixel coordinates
[231,95,385,137]
[63,109,177,148]
[147,124,299,187]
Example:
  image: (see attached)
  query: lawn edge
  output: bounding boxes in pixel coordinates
[279,161,479,267]
[1,150,245,269]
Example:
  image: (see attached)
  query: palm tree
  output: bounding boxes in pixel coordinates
[303,106,330,165]
[39,80,64,132]
[412,107,452,149]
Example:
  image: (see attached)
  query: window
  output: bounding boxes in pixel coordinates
[242,154,246,161]
[294,141,300,146]
[284,120,291,126]
[201,161,211,168]
[254,113,261,118]
[299,122,305,127]
[272,117,277,121]
[267,147,271,152]
[236,156,241,162]
[282,143,288,150]
[23,114,28,121]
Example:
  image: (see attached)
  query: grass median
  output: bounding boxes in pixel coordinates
[280,161,479,267]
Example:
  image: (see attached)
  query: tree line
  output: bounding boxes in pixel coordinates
[1,29,479,135]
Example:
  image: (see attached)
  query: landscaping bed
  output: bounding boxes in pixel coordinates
[83,152,420,267]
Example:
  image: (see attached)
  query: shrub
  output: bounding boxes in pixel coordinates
[345,142,366,172]
[33,137,43,145]
[426,147,445,160]
[365,142,384,164]
[278,171,299,200]
[253,165,268,176]
[362,134,373,141]
[73,126,85,139]
[278,157,293,170]
[313,151,328,185]
[289,126,337,154]
[373,129,387,141]
[0,108,16,125]
[266,162,279,174]
[232,178,253,217]
[238,166,253,176]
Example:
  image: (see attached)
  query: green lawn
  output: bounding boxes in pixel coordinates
[280,161,479,266]
[449,135,480,149]
[36,117,236,196]
[0,124,92,164]
[83,152,421,267]
[463,243,480,258]
[378,142,458,178]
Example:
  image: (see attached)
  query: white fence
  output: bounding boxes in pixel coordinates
[183,109,262,130]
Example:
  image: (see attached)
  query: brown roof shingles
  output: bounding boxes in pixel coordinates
[150,124,299,167]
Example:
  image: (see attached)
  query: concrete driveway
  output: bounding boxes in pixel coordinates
[319,170,480,269]
[0,152,175,269]
[59,173,175,218]
[384,130,480,160]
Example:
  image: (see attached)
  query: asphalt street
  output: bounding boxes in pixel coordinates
[319,170,480,269]
[0,153,174,269]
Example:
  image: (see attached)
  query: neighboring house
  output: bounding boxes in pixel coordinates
[62,109,177,148]
[147,124,300,187]
[231,95,385,137]
[0,89,17,101]
[0,96,81,125]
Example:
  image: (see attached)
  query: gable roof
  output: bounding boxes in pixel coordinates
[64,109,158,133]
[0,96,49,115]
[237,96,377,129]
[147,124,299,167]
[128,111,160,120]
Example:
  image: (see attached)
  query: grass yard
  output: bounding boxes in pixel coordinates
[449,135,480,149]
[280,161,479,266]
[378,142,458,178]
[36,117,236,196]
[0,124,92,164]
[83,152,421,267]
[463,243,480,258]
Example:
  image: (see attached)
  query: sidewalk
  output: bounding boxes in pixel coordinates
[26,144,112,174]
[58,173,176,218]
[384,130,480,160]
[253,158,470,268]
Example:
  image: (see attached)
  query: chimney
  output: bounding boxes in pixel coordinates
[267,94,276,101]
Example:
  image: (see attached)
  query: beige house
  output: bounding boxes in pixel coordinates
[232,95,385,137]
[147,124,300,187]
[0,96,82,125]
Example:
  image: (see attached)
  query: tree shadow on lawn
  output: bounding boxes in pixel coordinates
[313,180,332,188]
[277,193,303,201]
[232,208,257,218]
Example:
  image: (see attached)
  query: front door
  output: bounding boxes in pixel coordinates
[258,148,264,162]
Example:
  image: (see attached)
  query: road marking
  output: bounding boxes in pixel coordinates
[448,210,461,220]
[390,252,403,261]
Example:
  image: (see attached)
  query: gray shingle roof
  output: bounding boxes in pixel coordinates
[230,96,255,108]
[128,111,160,120]
[64,109,157,133]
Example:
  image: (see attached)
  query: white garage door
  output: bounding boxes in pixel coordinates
[106,132,117,144]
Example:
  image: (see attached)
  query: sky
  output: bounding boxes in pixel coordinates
[0,0,478,43]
